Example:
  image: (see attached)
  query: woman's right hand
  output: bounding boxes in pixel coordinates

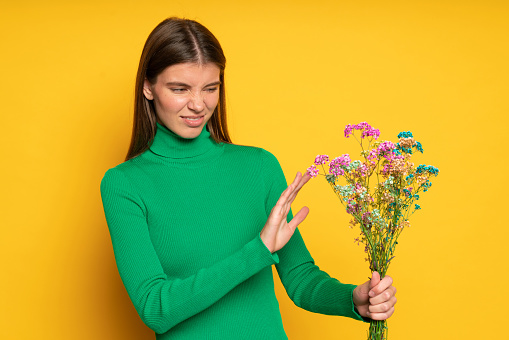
[260,172,311,253]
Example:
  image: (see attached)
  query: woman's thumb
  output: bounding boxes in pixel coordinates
[369,271,381,297]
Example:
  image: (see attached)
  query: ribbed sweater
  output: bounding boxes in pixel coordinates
[100,122,365,339]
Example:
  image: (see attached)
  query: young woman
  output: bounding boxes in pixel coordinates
[100,17,396,339]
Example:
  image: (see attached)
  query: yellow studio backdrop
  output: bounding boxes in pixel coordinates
[1,1,507,339]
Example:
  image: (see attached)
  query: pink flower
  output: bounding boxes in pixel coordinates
[329,154,351,176]
[355,122,370,130]
[344,124,355,138]
[355,182,364,192]
[344,122,380,140]
[330,167,345,176]
[381,154,406,175]
[314,154,329,165]
[361,127,380,140]
[346,199,359,214]
[367,149,380,165]
[306,165,319,178]
[378,141,396,152]
[377,141,396,159]
[382,163,392,174]
[332,154,351,167]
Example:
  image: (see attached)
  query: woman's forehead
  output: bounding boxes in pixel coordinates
[156,62,220,85]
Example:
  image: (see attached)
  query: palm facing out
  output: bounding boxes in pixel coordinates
[260,172,310,253]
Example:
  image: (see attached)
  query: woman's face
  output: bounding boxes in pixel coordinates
[143,62,221,139]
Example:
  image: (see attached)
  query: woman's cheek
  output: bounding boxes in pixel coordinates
[169,96,190,112]
[205,94,220,110]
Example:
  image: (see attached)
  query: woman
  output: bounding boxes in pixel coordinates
[100,17,396,339]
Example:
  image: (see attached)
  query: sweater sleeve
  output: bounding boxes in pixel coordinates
[259,149,367,322]
[100,167,279,334]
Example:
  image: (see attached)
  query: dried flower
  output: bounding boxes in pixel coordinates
[314,154,329,165]
[308,122,438,283]
[306,165,319,178]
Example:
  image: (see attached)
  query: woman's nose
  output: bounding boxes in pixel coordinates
[187,91,205,112]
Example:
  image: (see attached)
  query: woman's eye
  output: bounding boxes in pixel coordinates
[204,87,218,93]
[170,88,187,93]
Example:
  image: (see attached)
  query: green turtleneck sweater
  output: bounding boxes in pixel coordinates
[100,123,364,339]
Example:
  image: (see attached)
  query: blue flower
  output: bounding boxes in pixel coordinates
[426,166,439,176]
[415,141,424,153]
[415,204,421,210]
[405,174,414,184]
[397,131,413,138]
[416,165,425,174]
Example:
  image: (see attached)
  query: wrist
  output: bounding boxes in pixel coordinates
[259,231,274,253]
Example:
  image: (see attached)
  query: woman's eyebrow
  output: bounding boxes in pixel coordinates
[165,81,221,87]
[205,81,221,87]
[165,82,190,87]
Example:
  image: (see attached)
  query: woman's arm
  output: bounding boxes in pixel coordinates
[100,168,279,334]
[262,150,397,321]
[275,228,366,320]
[274,199,396,321]
[259,149,367,321]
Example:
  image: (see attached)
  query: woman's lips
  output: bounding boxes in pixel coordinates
[181,116,204,127]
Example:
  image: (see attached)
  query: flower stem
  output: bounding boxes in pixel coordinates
[368,319,388,340]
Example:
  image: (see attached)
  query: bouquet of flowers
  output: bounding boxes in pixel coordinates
[306,122,439,340]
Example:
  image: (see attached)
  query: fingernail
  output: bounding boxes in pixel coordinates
[369,291,375,297]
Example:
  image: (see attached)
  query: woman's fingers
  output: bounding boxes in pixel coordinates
[286,172,311,206]
[274,179,296,214]
[368,306,395,321]
[368,295,397,313]
[369,275,395,305]
[293,172,310,191]
[369,286,397,306]
[288,206,309,231]
[275,171,311,209]
[280,172,311,221]
[275,173,302,213]
[262,172,310,252]
[285,173,301,199]
[370,275,393,296]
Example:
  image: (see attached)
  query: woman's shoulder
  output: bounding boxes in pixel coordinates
[223,143,280,165]
[221,143,284,178]
[100,156,147,188]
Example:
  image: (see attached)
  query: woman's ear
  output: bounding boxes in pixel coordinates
[143,79,154,100]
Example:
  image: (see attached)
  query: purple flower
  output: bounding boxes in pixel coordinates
[362,211,371,224]
[360,126,380,140]
[330,167,345,177]
[378,141,396,153]
[355,122,370,130]
[306,165,319,178]
[344,122,380,140]
[346,199,359,214]
[335,154,352,167]
[377,141,397,160]
[367,149,380,165]
[382,163,392,174]
[329,154,351,176]
[314,154,329,165]
[344,124,355,138]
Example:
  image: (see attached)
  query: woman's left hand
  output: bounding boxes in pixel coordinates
[353,272,397,320]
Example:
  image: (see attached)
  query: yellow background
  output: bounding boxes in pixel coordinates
[1,1,507,339]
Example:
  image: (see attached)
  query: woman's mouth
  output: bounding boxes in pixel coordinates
[181,116,205,127]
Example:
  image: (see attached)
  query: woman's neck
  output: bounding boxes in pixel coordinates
[149,122,217,159]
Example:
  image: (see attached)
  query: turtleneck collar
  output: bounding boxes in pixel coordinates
[149,122,220,160]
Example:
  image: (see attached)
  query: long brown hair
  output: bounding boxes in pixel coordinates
[126,17,231,161]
